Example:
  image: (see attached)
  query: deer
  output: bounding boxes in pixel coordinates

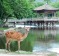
[4,27,30,52]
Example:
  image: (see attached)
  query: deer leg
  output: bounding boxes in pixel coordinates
[8,41,11,52]
[5,40,9,52]
[5,39,10,52]
[5,43,8,52]
[18,41,20,52]
[5,43,7,50]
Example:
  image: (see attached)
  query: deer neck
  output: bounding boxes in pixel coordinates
[22,29,29,39]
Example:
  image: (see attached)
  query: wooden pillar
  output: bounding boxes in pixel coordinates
[39,23,41,29]
[54,12,56,17]
[43,22,44,30]
[37,22,39,29]
[40,22,42,29]
[24,22,25,27]
[41,22,42,30]
[14,22,16,27]
[44,21,46,35]
[47,22,49,29]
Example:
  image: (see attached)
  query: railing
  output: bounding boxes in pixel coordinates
[7,17,59,23]
[20,17,59,21]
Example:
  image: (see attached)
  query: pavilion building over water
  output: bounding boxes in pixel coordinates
[32,3,59,30]
[33,3,59,35]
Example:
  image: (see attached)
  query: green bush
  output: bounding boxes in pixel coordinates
[0,37,6,49]
[20,31,37,52]
[1,30,59,52]
[0,30,37,52]
[10,31,37,52]
[10,41,18,51]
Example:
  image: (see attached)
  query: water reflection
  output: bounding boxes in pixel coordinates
[33,41,59,53]
[32,29,59,53]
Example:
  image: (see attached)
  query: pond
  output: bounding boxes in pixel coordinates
[31,29,59,53]
[33,40,59,53]
[1,27,59,53]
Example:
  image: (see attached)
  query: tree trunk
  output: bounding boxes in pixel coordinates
[0,16,9,27]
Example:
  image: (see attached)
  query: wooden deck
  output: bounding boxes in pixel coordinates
[7,17,59,22]
[6,17,59,29]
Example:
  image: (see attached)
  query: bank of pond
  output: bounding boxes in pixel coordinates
[0,29,59,52]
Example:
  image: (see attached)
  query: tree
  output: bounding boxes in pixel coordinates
[0,0,42,27]
[0,0,13,27]
[8,0,36,19]
[34,2,44,7]
[51,2,59,17]
[0,0,36,27]
[44,0,51,4]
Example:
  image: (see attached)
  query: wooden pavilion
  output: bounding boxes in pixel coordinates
[32,3,59,30]
[33,3,59,16]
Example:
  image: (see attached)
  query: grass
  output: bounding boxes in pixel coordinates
[20,30,37,52]
[0,27,8,30]
[0,30,37,52]
[0,28,37,52]
[0,49,32,54]
[9,31,59,51]
[0,29,59,52]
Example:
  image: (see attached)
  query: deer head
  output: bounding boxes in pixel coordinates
[25,27,30,31]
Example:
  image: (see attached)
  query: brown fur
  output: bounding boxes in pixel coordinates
[5,27,30,51]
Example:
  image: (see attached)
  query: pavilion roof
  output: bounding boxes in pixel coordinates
[33,4,59,11]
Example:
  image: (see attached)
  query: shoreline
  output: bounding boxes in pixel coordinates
[0,49,58,56]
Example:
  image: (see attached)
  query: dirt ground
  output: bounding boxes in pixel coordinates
[0,49,59,56]
[0,53,58,56]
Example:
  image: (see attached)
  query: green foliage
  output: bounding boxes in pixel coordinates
[9,30,37,52]
[44,0,51,4]
[0,0,59,25]
[0,0,59,22]
[0,30,37,52]
[21,31,37,51]
[0,28,8,30]
[0,0,37,27]
[51,2,59,8]
[1,30,59,52]
[0,37,6,49]
[0,0,6,20]
[10,41,18,51]
[7,0,36,19]
[3,0,14,16]
[0,0,12,27]
[51,2,59,17]
[34,2,44,7]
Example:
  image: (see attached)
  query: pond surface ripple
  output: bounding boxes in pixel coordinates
[33,40,59,53]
